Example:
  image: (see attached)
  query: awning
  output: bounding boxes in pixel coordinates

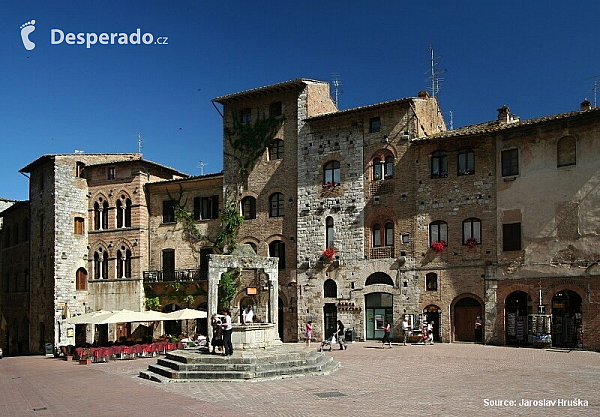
[164,308,207,320]
[68,309,169,324]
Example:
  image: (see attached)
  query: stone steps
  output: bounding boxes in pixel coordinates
[139,345,340,382]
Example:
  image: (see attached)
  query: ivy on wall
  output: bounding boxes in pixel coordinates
[224,111,285,178]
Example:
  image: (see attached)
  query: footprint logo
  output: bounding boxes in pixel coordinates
[20,20,36,50]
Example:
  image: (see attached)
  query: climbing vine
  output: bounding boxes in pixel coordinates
[214,196,245,254]
[218,268,241,310]
[167,185,206,245]
[224,111,285,178]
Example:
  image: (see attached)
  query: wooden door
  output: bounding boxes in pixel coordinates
[455,306,480,341]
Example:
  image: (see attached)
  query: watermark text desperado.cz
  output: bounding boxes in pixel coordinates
[51,28,167,48]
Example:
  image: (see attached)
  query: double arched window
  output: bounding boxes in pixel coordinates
[116,197,132,228]
[323,161,340,185]
[372,222,394,247]
[93,249,109,279]
[117,247,132,278]
[372,155,394,180]
[94,199,109,230]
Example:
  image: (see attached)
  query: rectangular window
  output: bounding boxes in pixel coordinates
[74,217,84,235]
[240,108,252,124]
[269,102,282,118]
[458,149,475,175]
[194,196,219,220]
[501,149,519,177]
[107,167,116,180]
[369,117,381,133]
[503,223,522,251]
[162,200,175,223]
[75,162,85,178]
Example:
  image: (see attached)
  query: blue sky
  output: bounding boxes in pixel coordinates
[1,1,599,201]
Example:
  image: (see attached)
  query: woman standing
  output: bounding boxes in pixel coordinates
[305,321,313,347]
[381,320,392,348]
[210,314,223,354]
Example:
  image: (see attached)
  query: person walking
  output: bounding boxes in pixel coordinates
[210,314,223,354]
[305,320,313,347]
[336,320,347,350]
[475,316,483,343]
[427,321,434,345]
[221,309,233,356]
[401,317,409,346]
[381,320,392,348]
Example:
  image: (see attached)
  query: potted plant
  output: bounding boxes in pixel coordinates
[431,240,447,253]
[322,247,336,261]
[465,237,478,249]
[79,348,92,365]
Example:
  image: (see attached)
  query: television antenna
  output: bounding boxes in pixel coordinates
[427,46,446,97]
[197,160,208,175]
[448,110,454,130]
[331,73,343,107]
[137,132,144,153]
[589,75,600,107]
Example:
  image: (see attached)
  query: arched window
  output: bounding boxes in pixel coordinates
[365,272,394,286]
[373,157,382,180]
[463,218,481,245]
[458,148,475,175]
[116,197,132,228]
[431,151,448,178]
[326,216,334,249]
[269,193,284,217]
[93,249,109,279]
[268,139,284,160]
[384,156,394,179]
[372,224,382,247]
[94,199,109,230]
[241,196,256,220]
[323,279,337,298]
[117,247,132,278]
[323,161,340,185]
[76,267,88,291]
[269,240,285,269]
[426,273,438,291]
[429,221,448,245]
[557,136,576,167]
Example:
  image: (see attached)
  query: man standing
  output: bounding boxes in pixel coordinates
[221,309,233,356]
[475,315,483,343]
[336,320,347,350]
[402,317,410,346]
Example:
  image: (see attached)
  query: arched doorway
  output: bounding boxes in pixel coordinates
[423,305,441,342]
[454,296,482,342]
[551,290,582,348]
[365,293,393,340]
[505,291,532,346]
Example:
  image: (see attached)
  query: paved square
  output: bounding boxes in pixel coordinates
[1,343,598,416]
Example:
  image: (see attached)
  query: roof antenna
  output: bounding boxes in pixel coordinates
[137,132,144,154]
[427,46,446,98]
[589,75,600,107]
[448,110,454,130]
[197,160,208,175]
[331,73,343,107]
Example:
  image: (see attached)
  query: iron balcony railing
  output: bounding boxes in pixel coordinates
[143,268,208,283]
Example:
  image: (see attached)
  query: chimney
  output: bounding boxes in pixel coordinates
[580,99,592,111]
[497,105,519,124]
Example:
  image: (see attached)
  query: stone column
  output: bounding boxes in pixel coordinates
[207,266,227,320]
[264,267,279,331]
[484,265,498,344]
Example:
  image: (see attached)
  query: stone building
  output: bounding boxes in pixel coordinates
[2,80,600,354]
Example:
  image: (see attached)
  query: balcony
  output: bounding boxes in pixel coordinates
[369,246,394,259]
[143,269,208,283]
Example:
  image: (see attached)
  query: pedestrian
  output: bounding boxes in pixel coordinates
[305,320,313,347]
[422,323,428,345]
[210,314,223,354]
[336,320,347,350]
[221,309,233,356]
[381,320,392,348]
[242,306,254,324]
[475,315,483,343]
[401,317,409,346]
[427,321,434,345]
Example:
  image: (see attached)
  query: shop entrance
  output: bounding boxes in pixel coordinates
[505,291,532,346]
[365,293,393,340]
[423,305,441,342]
[552,290,582,348]
[163,303,182,336]
[454,297,482,342]
[323,303,337,339]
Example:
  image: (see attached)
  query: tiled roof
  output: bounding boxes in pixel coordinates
[307,98,414,121]
[419,107,600,141]
[213,78,327,103]
[87,158,189,178]
[145,172,223,187]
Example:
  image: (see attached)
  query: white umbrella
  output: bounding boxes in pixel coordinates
[164,308,207,320]
[67,310,111,324]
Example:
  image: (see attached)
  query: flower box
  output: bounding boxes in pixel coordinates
[431,240,447,253]
[79,358,92,365]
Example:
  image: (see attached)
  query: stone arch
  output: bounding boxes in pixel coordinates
[423,304,442,342]
[240,236,260,255]
[451,293,484,342]
[113,238,136,257]
[365,272,394,287]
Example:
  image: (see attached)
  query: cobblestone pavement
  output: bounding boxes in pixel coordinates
[1,342,598,416]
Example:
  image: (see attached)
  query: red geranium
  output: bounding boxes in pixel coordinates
[322,247,336,259]
[431,240,447,252]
